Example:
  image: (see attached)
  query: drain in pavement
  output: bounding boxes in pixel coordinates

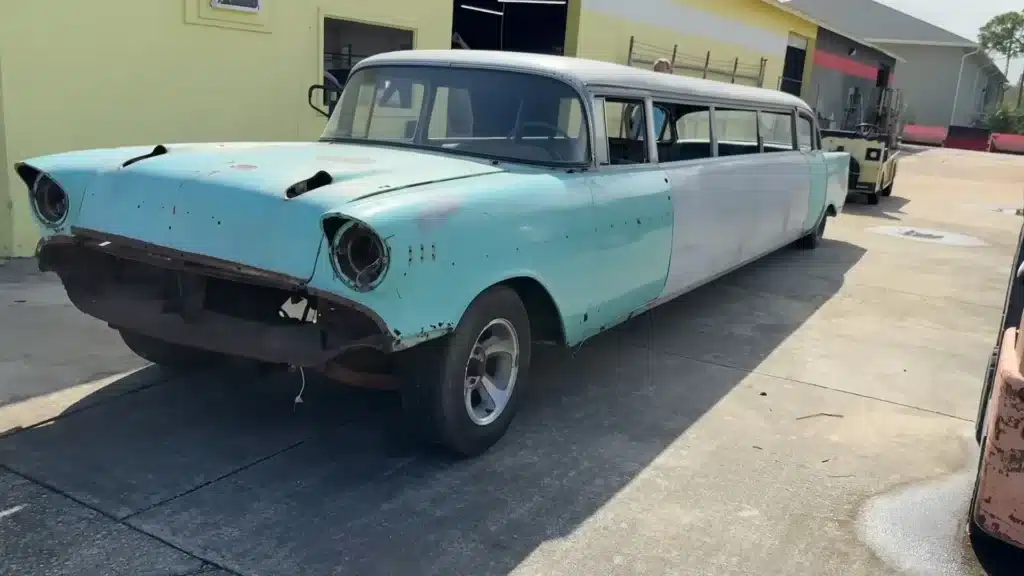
[868,226,988,247]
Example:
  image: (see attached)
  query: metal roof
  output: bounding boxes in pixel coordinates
[778,0,976,47]
[359,50,813,111]
[759,0,905,62]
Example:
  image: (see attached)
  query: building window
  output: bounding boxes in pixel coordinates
[211,0,261,13]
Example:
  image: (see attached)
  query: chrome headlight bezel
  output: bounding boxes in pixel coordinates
[325,218,389,292]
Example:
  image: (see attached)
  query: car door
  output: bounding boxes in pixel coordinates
[797,111,828,233]
[582,93,673,336]
[652,99,737,297]
[757,109,810,244]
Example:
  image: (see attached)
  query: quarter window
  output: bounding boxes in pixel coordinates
[759,112,794,152]
[714,109,759,156]
[601,98,649,165]
[797,114,815,151]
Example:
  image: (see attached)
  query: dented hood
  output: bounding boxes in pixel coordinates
[67,142,502,280]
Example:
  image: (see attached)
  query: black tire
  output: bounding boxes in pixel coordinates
[866,192,881,205]
[880,182,893,197]
[796,212,827,250]
[118,330,220,369]
[396,285,532,457]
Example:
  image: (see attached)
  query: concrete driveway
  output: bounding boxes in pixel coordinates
[2,147,1024,575]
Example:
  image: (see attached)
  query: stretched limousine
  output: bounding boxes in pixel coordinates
[17,50,850,457]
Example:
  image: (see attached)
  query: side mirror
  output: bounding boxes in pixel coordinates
[308,85,329,118]
[307,84,342,118]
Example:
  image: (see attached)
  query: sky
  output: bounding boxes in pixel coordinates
[875,0,1024,80]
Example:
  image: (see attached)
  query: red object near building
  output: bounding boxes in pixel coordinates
[990,133,1024,155]
[901,124,947,146]
[944,125,991,151]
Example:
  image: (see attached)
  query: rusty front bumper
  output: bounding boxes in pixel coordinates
[974,327,1024,547]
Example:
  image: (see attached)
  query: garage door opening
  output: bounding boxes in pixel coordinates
[451,0,568,55]
[320,18,413,113]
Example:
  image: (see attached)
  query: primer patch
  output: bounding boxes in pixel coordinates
[868,226,988,247]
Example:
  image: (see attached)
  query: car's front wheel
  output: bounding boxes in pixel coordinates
[396,286,531,457]
[118,330,220,370]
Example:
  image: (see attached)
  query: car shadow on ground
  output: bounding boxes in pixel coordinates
[1,240,866,576]
[841,195,910,221]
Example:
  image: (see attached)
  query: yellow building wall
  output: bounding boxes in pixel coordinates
[571,0,817,94]
[0,0,818,257]
[0,54,9,255]
[0,0,452,257]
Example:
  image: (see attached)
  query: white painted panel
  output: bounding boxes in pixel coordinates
[788,32,809,50]
[660,152,809,298]
[583,0,790,57]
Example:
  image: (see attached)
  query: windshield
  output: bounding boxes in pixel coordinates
[321,65,590,166]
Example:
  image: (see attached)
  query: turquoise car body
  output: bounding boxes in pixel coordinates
[17,51,851,364]
[19,138,847,353]
[19,140,675,350]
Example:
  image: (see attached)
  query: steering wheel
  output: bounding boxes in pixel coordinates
[854,123,881,138]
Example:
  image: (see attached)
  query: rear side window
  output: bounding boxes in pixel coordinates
[797,115,815,151]
[714,109,759,156]
[651,101,713,163]
[759,112,794,152]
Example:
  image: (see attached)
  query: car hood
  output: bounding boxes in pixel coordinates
[38,142,503,281]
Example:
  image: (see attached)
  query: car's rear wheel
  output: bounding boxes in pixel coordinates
[118,330,220,370]
[396,286,531,457]
[796,212,827,250]
[866,191,881,205]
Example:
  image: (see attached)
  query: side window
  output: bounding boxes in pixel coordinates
[653,102,712,163]
[653,105,672,142]
[797,114,815,151]
[602,98,649,165]
[676,108,711,141]
[714,109,760,156]
[759,112,794,152]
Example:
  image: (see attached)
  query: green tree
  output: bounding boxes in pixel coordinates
[979,11,1024,77]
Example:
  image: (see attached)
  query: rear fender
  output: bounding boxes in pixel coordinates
[822,152,850,212]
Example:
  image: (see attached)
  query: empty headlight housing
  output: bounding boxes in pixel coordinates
[26,171,69,227]
[324,217,389,292]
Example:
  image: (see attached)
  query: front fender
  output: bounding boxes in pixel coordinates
[307,170,593,349]
[16,146,161,236]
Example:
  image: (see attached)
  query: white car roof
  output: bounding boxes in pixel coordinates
[359,50,812,113]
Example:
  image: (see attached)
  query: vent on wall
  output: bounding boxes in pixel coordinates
[211,0,261,13]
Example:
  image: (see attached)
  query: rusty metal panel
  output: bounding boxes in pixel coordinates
[974,327,1024,547]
